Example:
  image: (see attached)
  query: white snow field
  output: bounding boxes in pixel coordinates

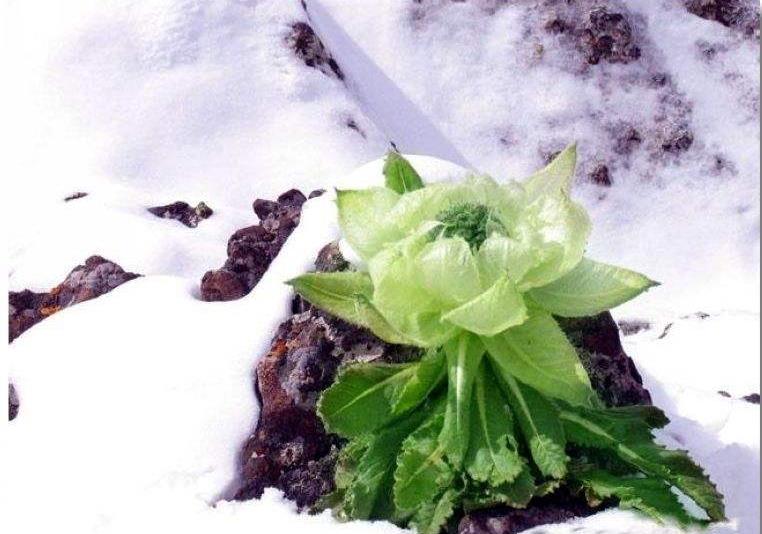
[4,1,759,534]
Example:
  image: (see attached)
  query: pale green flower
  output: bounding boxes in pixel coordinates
[331,145,591,346]
[290,145,656,404]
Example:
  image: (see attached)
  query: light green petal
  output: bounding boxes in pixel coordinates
[443,275,528,336]
[523,143,577,201]
[515,192,591,290]
[529,258,659,317]
[337,188,402,259]
[369,233,458,347]
[476,235,537,288]
[415,238,483,308]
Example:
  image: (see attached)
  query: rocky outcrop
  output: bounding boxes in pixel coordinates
[558,314,652,407]
[235,244,652,530]
[685,0,760,38]
[8,256,139,422]
[200,189,321,302]
[9,256,139,343]
[147,201,213,228]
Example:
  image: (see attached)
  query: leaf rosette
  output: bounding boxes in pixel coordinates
[289,148,724,533]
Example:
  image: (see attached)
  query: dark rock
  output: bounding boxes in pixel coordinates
[234,247,420,506]
[578,7,641,65]
[661,128,694,154]
[742,393,760,404]
[287,22,344,80]
[618,319,651,336]
[718,390,732,398]
[201,190,310,302]
[8,290,46,343]
[235,245,652,527]
[458,490,599,534]
[64,192,88,202]
[234,310,417,507]
[9,256,139,343]
[613,126,643,155]
[558,313,652,407]
[147,201,213,228]
[345,117,367,138]
[276,189,308,210]
[545,16,572,35]
[200,270,248,302]
[589,164,612,186]
[314,242,350,274]
[685,0,760,38]
[9,383,19,421]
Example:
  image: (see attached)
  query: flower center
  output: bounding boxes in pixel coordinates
[434,203,504,250]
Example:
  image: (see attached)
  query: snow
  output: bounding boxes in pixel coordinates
[4,0,760,533]
[307,0,760,317]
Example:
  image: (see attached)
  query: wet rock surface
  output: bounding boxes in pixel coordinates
[287,22,344,80]
[236,245,652,530]
[685,0,760,38]
[201,189,321,302]
[147,201,213,228]
[9,256,140,343]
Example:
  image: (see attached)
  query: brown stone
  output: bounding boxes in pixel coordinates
[9,256,139,343]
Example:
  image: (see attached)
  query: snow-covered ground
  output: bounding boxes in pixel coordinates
[4,1,759,533]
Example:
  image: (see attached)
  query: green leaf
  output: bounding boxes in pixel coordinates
[489,366,568,479]
[384,151,425,194]
[345,407,433,519]
[463,468,536,511]
[481,311,597,407]
[574,467,704,527]
[390,349,447,416]
[409,488,461,534]
[288,272,413,345]
[443,274,528,336]
[316,436,370,516]
[515,193,591,290]
[529,258,658,317]
[560,405,726,522]
[393,402,453,512]
[523,143,577,200]
[465,362,525,485]
[337,188,402,259]
[318,362,417,437]
[414,237,483,308]
[440,333,485,466]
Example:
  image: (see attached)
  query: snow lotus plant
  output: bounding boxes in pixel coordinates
[289,148,725,533]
